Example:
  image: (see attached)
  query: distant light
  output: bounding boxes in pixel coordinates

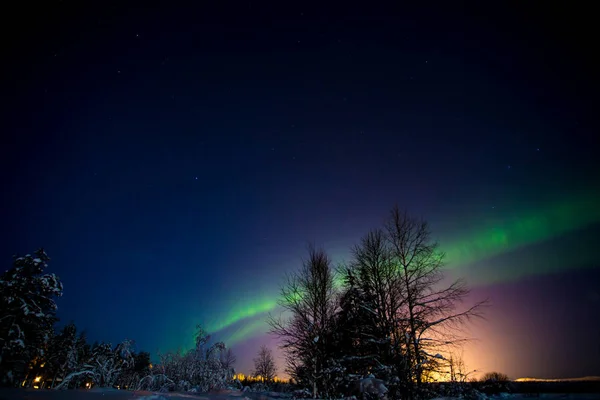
[34,376,42,383]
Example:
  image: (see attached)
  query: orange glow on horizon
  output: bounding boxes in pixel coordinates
[515,376,600,382]
[233,373,289,383]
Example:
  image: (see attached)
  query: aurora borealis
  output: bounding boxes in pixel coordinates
[442,188,600,277]
[208,187,600,346]
[2,2,598,382]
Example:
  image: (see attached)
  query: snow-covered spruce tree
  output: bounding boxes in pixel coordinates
[335,229,410,399]
[384,207,487,398]
[269,245,338,399]
[0,249,63,385]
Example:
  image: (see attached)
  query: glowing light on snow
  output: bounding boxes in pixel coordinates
[515,376,600,382]
[233,373,289,383]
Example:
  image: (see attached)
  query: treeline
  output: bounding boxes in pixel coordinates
[0,249,236,391]
[1,206,490,398]
[269,206,488,400]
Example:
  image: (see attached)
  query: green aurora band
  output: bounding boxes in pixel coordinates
[206,189,600,343]
[205,298,277,333]
[224,318,270,346]
[442,189,600,272]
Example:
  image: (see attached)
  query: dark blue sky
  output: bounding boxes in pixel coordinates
[1,2,598,378]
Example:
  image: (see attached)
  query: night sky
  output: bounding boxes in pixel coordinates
[2,2,599,380]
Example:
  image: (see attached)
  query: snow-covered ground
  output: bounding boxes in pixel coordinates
[0,388,283,400]
[0,387,203,399]
[1,389,599,400]
[430,396,600,400]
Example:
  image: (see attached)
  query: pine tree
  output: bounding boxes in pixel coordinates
[337,230,410,399]
[332,209,487,400]
[0,249,63,385]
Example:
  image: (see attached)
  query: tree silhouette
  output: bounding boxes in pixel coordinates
[253,345,276,383]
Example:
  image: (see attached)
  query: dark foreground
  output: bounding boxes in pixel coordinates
[2,387,600,400]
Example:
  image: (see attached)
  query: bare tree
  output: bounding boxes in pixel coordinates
[220,348,237,370]
[269,209,486,399]
[253,345,276,382]
[268,244,338,398]
[447,351,477,383]
[384,206,487,394]
[480,371,509,382]
[220,348,236,380]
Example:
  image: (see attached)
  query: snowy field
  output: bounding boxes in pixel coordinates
[1,389,600,400]
[0,388,288,400]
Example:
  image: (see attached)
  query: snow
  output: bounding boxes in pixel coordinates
[427,395,600,400]
[0,389,281,400]
[2,390,599,400]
